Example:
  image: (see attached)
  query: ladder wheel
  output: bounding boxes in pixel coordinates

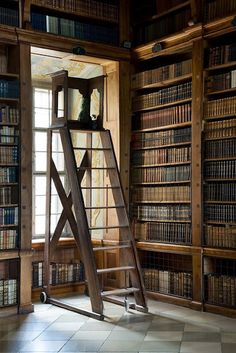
[40,291,48,304]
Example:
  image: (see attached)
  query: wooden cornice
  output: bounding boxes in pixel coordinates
[203,14,236,38]
[15,28,131,62]
[0,25,18,44]
[132,23,203,61]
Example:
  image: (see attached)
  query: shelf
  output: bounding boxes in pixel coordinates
[131,140,191,151]
[203,247,236,259]
[204,156,236,161]
[206,60,236,72]
[0,183,18,186]
[206,87,236,97]
[0,72,19,79]
[205,178,236,182]
[132,201,191,204]
[146,291,201,310]
[135,218,191,224]
[204,201,236,205]
[0,224,18,228]
[204,113,236,121]
[0,98,19,103]
[133,98,192,113]
[132,180,191,185]
[204,135,236,141]
[0,250,19,260]
[132,161,191,168]
[204,221,236,226]
[133,1,190,26]
[132,121,192,133]
[0,122,18,126]
[137,241,200,255]
[133,73,192,91]
[30,1,118,24]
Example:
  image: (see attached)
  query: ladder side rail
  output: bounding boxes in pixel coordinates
[44,129,53,296]
[60,127,103,315]
[100,130,147,308]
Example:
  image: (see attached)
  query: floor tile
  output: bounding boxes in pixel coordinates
[60,339,104,352]
[182,332,221,342]
[180,342,222,353]
[107,330,146,341]
[221,332,236,343]
[19,340,67,352]
[99,339,141,352]
[140,340,181,352]
[144,331,183,341]
[184,323,220,332]
[221,343,236,353]
[36,330,75,340]
[71,330,111,340]
[0,340,30,352]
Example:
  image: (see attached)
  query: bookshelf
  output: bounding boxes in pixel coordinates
[130,43,203,309]
[131,0,192,46]
[0,0,20,28]
[0,43,20,312]
[203,0,236,23]
[202,32,236,314]
[23,0,120,46]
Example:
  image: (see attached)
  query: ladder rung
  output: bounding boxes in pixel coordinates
[77,167,115,170]
[89,225,129,230]
[97,266,135,274]
[101,287,140,297]
[93,244,131,251]
[81,186,120,189]
[73,147,111,151]
[85,205,125,210]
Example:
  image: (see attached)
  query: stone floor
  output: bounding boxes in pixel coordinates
[0,295,236,352]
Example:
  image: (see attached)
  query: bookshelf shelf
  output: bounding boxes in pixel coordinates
[132,121,192,134]
[133,201,191,204]
[206,87,236,97]
[204,221,236,226]
[132,98,192,113]
[132,74,192,91]
[131,141,191,151]
[132,180,191,186]
[205,156,236,161]
[135,219,191,223]
[132,161,191,168]
[206,61,236,72]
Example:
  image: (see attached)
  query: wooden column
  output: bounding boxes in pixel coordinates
[19,42,33,314]
[119,0,130,45]
[191,38,204,304]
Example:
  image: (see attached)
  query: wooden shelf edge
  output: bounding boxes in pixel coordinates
[204,303,236,318]
[0,250,19,260]
[132,73,192,91]
[147,291,202,311]
[16,28,131,62]
[203,247,236,259]
[132,24,202,61]
[136,241,201,255]
[204,14,236,39]
[31,282,85,300]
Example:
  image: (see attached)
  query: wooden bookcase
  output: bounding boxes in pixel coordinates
[130,0,236,316]
[0,0,20,28]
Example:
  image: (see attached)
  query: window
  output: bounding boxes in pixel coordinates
[32,87,66,239]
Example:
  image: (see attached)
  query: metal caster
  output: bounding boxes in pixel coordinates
[40,291,48,304]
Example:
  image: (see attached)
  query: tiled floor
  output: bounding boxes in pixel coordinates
[0,295,236,352]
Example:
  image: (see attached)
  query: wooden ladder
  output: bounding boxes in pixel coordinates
[41,71,147,320]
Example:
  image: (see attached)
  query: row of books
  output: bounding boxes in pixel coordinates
[155,0,185,15]
[0,279,17,307]
[204,160,236,179]
[0,229,18,250]
[207,43,236,67]
[204,183,236,202]
[31,12,118,45]
[0,106,19,125]
[205,274,236,307]
[0,6,19,28]
[0,80,19,99]
[133,103,192,131]
[132,185,190,203]
[205,96,236,118]
[131,59,192,90]
[205,139,236,159]
[32,261,85,288]
[205,205,236,223]
[131,127,191,149]
[0,46,7,73]
[204,118,236,139]
[0,186,18,205]
[131,146,191,166]
[133,221,191,244]
[0,167,18,183]
[204,0,236,23]
[132,204,191,222]
[206,70,236,92]
[136,7,190,45]
[132,82,192,112]
[31,0,118,22]
[143,268,192,299]
[131,165,191,184]
[204,225,236,249]
[0,146,18,164]
[0,206,18,225]
[0,126,18,144]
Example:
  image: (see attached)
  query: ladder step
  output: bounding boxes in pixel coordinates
[93,244,131,251]
[101,287,140,297]
[89,225,129,230]
[97,266,135,274]
[85,205,125,210]
[73,147,111,151]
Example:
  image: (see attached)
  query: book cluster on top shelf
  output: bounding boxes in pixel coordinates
[131,56,192,250]
[30,0,119,45]
[204,0,236,23]
[0,1,19,28]
[203,40,236,250]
